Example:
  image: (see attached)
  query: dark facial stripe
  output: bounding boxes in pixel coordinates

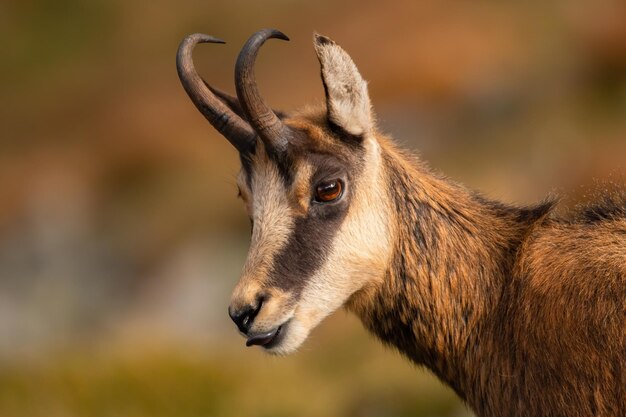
[267,146,295,187]
[240,149,256,189]
[266,183,350,295]
[264,128,314,187]
[264,146,365,295]
[245,118,368,296]
[239,136,294,189]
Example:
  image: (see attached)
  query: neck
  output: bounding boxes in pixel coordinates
[346,138,552,400]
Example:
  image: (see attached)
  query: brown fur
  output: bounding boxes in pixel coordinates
[276,108,626,412]
[232,101,625,417]
[340,135,626,417]
[181,30,625,417]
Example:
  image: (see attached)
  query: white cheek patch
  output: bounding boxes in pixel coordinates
[232,155,318,347]
[231,147,296,312]
[242,150,295,282]
[232,139,392,356]
[285,136,393,348]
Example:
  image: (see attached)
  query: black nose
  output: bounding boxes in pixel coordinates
[228,300,263,334]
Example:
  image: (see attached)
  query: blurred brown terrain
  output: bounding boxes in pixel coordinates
[0,1,625,416]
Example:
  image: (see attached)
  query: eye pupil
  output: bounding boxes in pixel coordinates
[315,179,343,202]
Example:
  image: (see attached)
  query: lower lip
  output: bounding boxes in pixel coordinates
[262,324,284,349]
[246,321,289,349]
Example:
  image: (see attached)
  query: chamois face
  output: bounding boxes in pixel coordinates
[230,118,392,354]
[226,35,394,355]
[177,29,393,354]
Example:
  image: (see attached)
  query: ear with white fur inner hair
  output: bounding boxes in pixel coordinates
[314,33,373,137]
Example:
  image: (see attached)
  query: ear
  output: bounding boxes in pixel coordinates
[314,33,373,137]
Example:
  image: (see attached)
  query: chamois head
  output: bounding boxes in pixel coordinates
[177,29,393,354]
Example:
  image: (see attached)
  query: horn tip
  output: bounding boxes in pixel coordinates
[199,34,226,44]
[186,33,226,44]
[268,29,290,42]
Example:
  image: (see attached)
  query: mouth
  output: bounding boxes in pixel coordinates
[246,320,290,349]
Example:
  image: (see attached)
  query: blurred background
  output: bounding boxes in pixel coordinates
[1,0,625,416]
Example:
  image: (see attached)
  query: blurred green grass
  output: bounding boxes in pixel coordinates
[0,340,466,417]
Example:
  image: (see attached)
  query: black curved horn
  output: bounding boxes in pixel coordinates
[235,29,290,152]
[177,33,256,153]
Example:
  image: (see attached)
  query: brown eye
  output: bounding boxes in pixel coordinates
[314,179,343,203]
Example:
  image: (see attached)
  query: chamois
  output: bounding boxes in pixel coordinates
[177,29,626,417]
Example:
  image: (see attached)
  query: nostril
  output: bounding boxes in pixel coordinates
[228,306,251,333]
[229,298,264,334]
